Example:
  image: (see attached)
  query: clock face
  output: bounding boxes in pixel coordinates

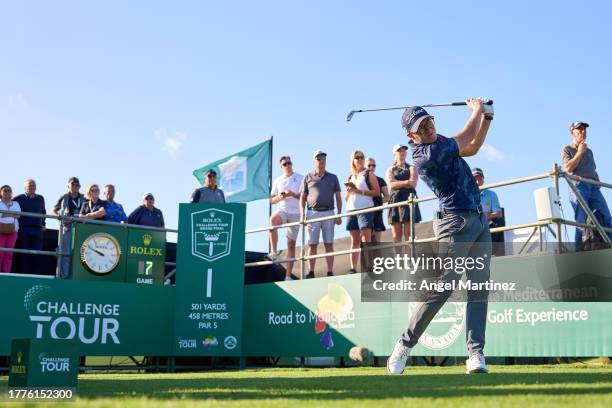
[80,233,121,274]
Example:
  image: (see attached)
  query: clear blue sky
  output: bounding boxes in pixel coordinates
[2,1,611,251]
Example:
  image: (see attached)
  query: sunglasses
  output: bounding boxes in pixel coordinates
[315,156,326,161]
[368,164,376,168]
[354,155,364,160]
[281,161,292,167]
[90,189,99,192]
[206,174,217,178]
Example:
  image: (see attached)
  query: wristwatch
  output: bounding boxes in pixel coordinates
[484,114,494,121]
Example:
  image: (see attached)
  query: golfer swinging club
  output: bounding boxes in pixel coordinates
[387,98,494,375]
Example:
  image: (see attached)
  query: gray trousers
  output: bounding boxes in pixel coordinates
[56,227,72,279]
[401,211,492,355]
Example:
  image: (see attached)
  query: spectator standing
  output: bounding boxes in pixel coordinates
[190,169,226,203]
[300,150,342,278]
[472,168,505,253]
[386,144,422,243]
[103,184,127,223]
[0,185,21,273]
[80,184,107,219]
[366,157,390,242]
[52,177,84,278]
[13,179,46,273]
[345,150,380,273]
[268,156,303,281]
[128,193,165,228]
[560,121,612,246]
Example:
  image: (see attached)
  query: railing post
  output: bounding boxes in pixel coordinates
[552,163,563,253]
[300,212,306,280]
[55,215,64,278]
[562,173,611,244]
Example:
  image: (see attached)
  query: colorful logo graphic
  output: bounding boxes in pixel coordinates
[203,336,218,348]
[314,283,354,350]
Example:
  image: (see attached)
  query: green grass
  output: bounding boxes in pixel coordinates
[1,364,611,407]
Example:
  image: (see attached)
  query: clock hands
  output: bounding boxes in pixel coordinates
[88,245,105,257]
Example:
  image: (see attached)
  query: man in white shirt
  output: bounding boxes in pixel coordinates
[268,156,304,280]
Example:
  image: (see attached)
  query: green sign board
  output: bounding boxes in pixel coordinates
[71,223,127,282]
[0,275,175,356]
[71,223,165,285]
[8,339,79,388]
[125,228,166,285]
[243,272,612,357]
[173,203,246,356]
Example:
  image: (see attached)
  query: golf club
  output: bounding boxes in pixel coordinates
[345,99,493,122]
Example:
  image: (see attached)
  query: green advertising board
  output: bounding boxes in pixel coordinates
[0,275,175,356]
[125,228,166,285]
[71,223,166,285]
[8,339,79,388]
[173,203,246,356]
[243,251,612,358]
[71,223,127,282]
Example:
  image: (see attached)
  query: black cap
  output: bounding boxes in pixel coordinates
[204,169,217,176]
[68,177,80,184]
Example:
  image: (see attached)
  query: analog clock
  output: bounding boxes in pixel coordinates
[80,233,121,274]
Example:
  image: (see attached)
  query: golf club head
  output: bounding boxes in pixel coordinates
[346,110,358,122]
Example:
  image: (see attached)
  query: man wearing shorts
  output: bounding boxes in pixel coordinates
[268,156,304,280]
[387,98,494,375]
[300,150,342,278]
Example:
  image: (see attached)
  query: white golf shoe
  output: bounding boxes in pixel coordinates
[386,340,411,375]
[466,353,489,374]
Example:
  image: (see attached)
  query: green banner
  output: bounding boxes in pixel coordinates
[243,273,612,357]
[9,339,79,388]
[125,227,166,285]
[173,203,246,356]
[71,223,127,282]
[0,275,175,356]
[192,139,271,203]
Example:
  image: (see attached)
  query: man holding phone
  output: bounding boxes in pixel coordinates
[268,156,304,280]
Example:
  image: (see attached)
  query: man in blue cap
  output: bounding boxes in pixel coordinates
[387,98,494,375]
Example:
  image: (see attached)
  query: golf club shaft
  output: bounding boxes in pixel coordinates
[346,99,493,121]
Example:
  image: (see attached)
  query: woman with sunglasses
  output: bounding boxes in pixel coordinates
[366,157,390,243]
[80,183,107,219]
[345,149,380,273]
[386,144,422,244]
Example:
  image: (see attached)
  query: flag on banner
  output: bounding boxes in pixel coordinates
[192,138,272,203]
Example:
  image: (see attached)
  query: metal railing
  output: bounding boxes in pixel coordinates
[0,210,178,281]
[1,164,610,280]
[244,163,612,278]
